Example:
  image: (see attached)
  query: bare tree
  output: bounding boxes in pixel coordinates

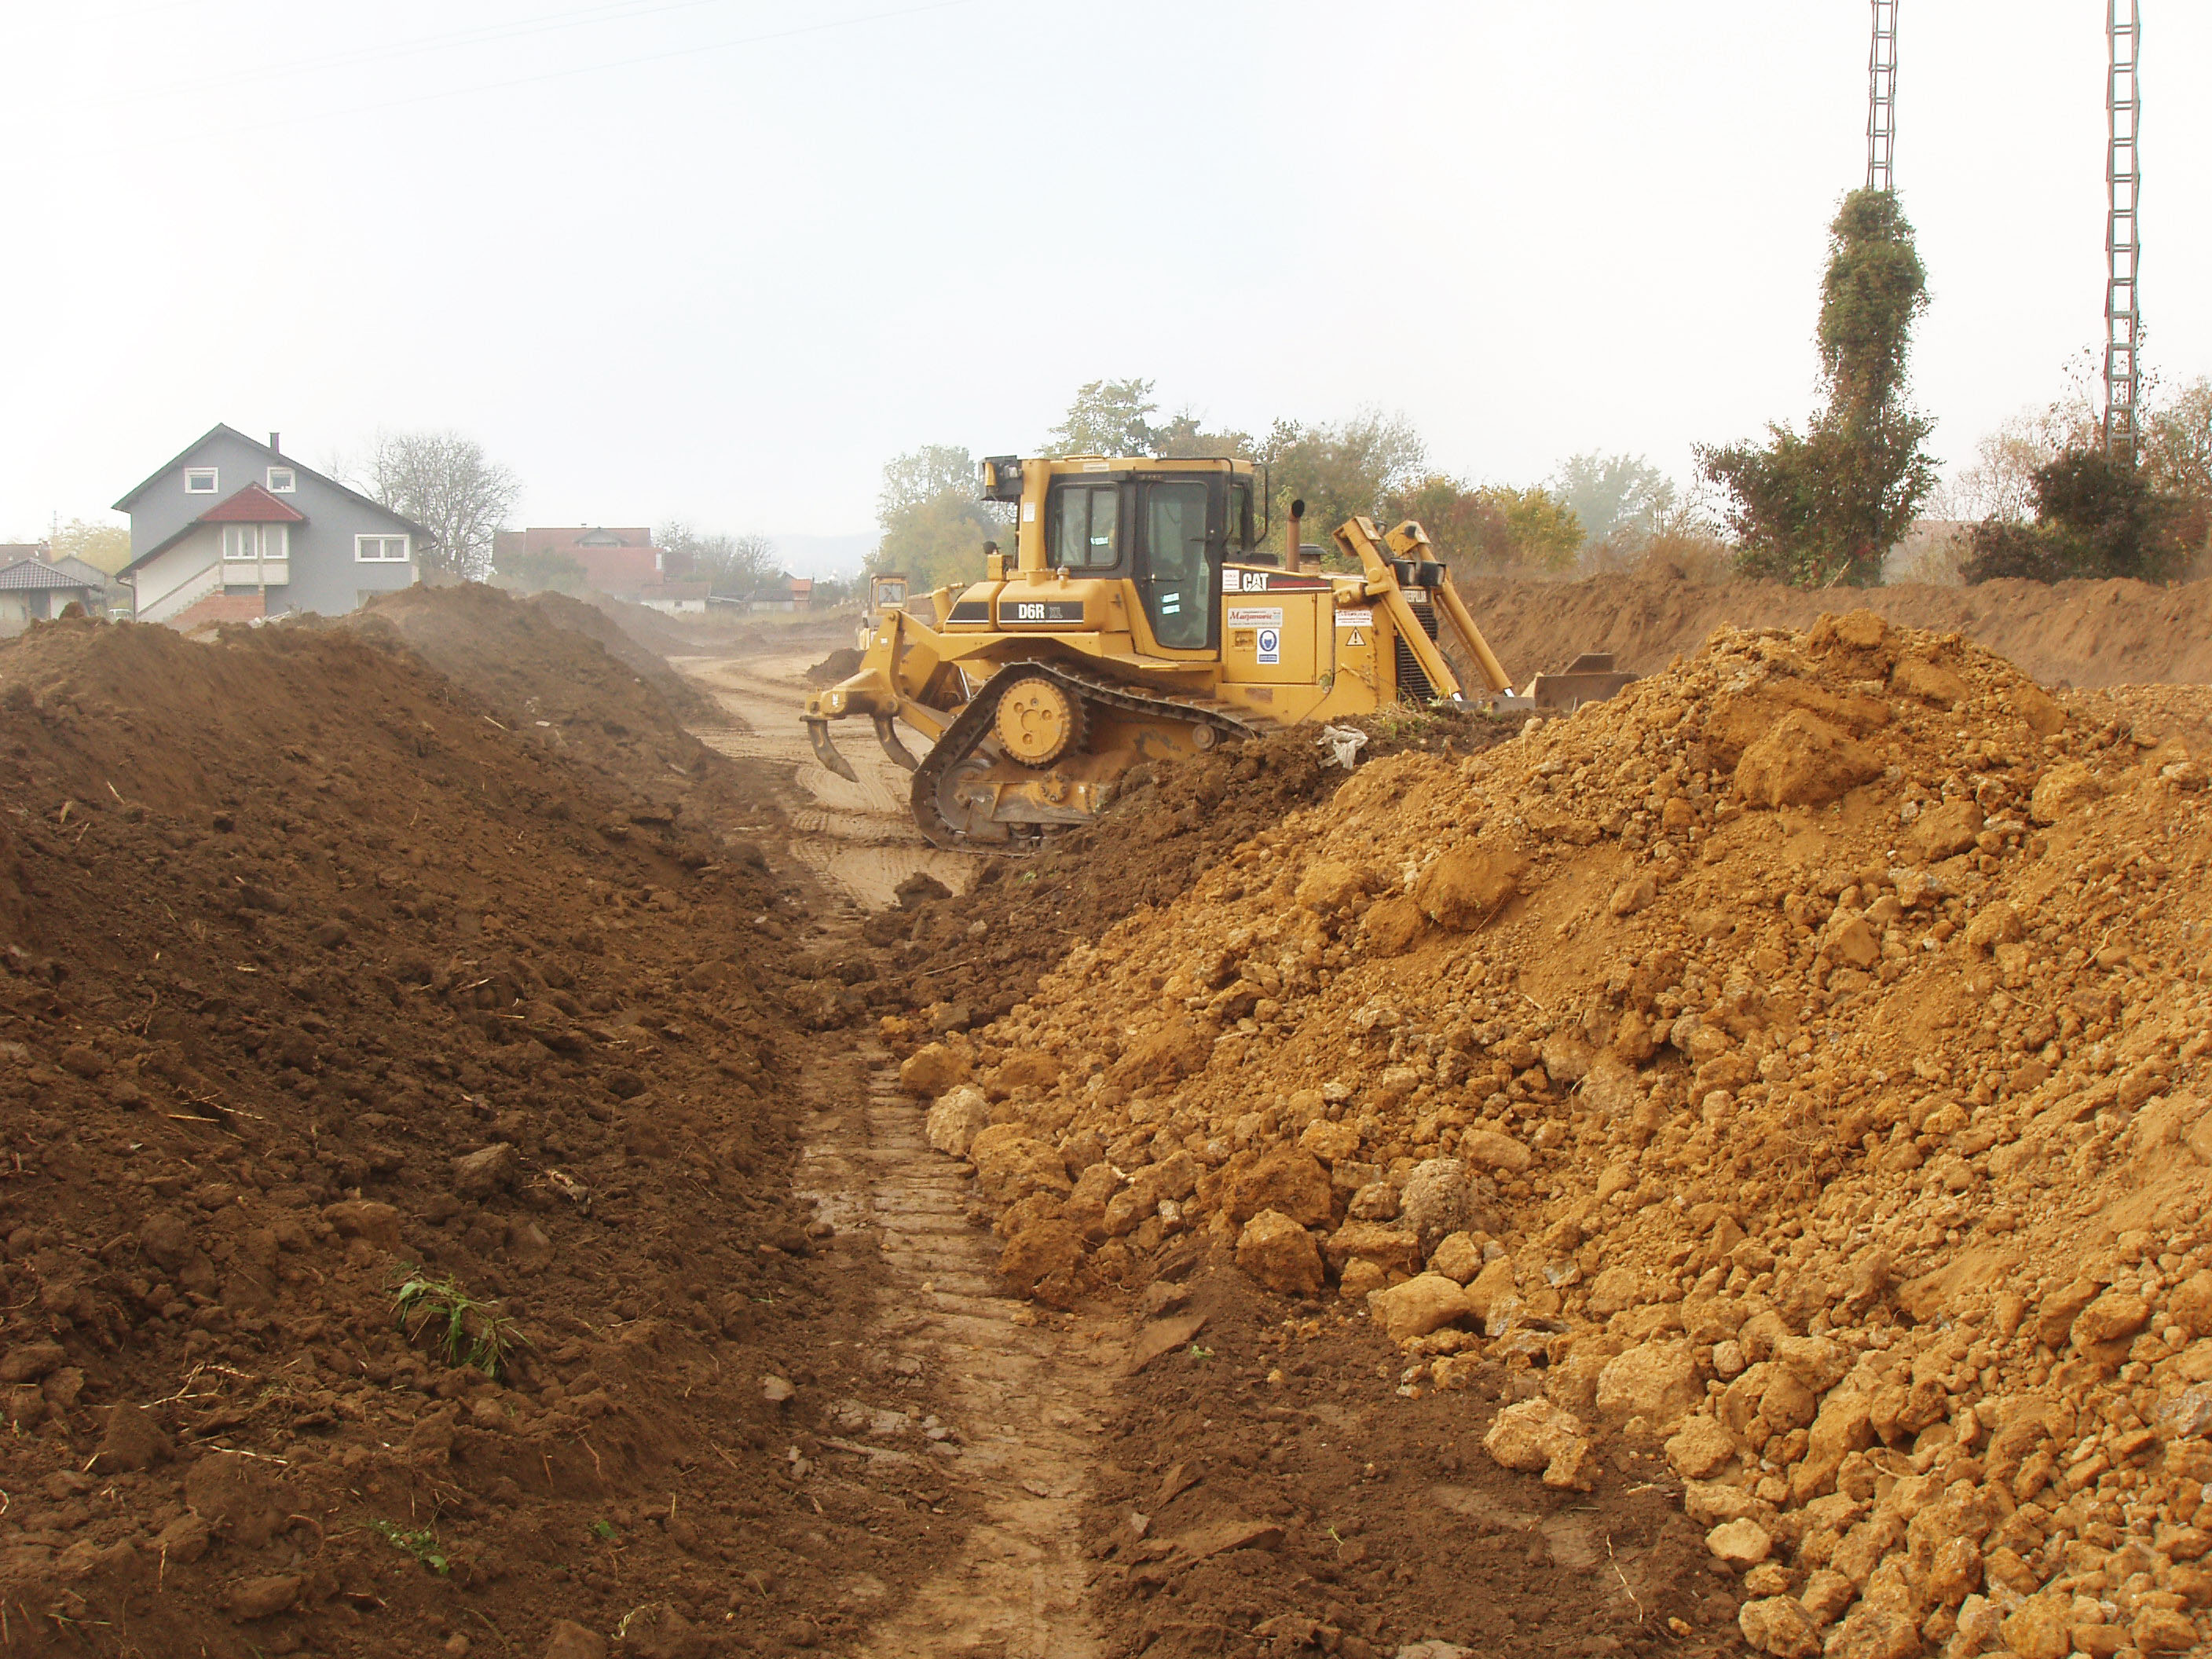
[357,430,519,580]
[659,523,779,593]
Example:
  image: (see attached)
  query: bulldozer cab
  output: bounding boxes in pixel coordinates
[1041,467,1254,657]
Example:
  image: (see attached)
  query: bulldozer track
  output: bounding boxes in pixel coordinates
[680,650,976,906]
[910,660,1258,851]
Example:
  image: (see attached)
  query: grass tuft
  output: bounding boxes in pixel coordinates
[390,1265,526,1380]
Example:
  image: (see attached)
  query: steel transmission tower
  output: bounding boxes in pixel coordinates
[2104,0,2142,461]
[1866,1,1898,193]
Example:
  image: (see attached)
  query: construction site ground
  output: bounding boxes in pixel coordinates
[1,567,2209,1659]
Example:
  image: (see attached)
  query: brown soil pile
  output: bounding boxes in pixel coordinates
[1461,569,2212,689]
[526,590,721,723]
[0,619,946,1655]
[1091,1259,1717,1657]
[342,584,773,826]
[897,611,2212,1656]
[873,715,1530,1029]
[805,648,864,686]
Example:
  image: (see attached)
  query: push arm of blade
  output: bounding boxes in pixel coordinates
[1334,516,1462,701]
[873,714,919,773]
[1430,575,1515,695]
[890,694,950,741]
[803,716,859,782]
[1377,583,1462,701]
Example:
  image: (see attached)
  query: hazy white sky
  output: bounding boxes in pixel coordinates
[4,1,2207,573]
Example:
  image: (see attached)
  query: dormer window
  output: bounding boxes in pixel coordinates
[185,467,218,493]
[267,467,296,493]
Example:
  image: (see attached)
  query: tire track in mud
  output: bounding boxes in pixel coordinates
[678,646,1112,1657]
[678,650,973,909]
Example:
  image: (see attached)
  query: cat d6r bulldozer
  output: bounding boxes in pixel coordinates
[803,454,1631,850]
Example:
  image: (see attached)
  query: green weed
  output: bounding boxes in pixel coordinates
[368,1518,450,1576]
[390,1266,525,1380]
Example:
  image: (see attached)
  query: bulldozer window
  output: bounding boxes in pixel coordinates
[1140,480,1214,650]
[1047,483,1119,571]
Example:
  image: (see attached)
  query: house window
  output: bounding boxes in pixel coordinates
[267,467,295,493]
[185,467,218,493]
[356,534,409,562]
[222,524,287,561]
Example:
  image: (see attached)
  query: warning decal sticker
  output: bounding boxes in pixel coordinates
[1335,608,1374,628]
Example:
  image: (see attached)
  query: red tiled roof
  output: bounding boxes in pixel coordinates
[197,484,306,525]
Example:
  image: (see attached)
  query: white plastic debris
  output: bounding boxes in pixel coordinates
[1318,724,1369,769]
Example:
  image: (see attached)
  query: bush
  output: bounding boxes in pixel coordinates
[1960,446,2192,586]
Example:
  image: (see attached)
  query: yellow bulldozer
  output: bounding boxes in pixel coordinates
[804,454,1631,850]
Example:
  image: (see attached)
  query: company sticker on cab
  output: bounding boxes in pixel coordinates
[1335,609,1374,628]
[1225,606,1283,629]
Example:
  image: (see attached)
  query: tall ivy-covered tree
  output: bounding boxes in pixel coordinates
[1699,190,1937,587]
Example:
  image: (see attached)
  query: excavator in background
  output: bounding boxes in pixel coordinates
[803,453,1632,851]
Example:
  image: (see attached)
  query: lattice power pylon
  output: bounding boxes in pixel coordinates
[1866,0,1899,193]
[2104,0,2142,461]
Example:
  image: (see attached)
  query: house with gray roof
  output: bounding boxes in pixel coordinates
[114,425,434,627]
[0,557,105,626]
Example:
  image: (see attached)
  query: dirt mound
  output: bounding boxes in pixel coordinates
[1095,1261,1716,1656]
[873,712,1530,1028]
[807,646,864,685]
[341,584,774,828]
[895,610,2212,1654]
[0,619,951,1654]
[1461,569,2212,689]
[526,589,719,721]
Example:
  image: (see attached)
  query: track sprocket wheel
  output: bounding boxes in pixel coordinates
[991,675,1086,768]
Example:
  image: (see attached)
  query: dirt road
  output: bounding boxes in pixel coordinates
[680,649,974,910]
[679,644,1116,1657]
[675,635,1733,1659]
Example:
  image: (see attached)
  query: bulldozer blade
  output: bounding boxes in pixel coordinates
[803,716,859,782]
[1525,653,1638,714]
[873,714,920,774]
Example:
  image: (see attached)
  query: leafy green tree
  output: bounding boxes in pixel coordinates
[2144,376,2212,566]
[46,518,133,576]
[1961,446,2193,585]
[1385,475,1581,575]
[1262,412,1426,558]
[1151,410,1256,460]
[1698,189,1937,587]
[1551,453,1677,550]
[877,445,980,520]
[1047,379,1162,457]
[871,445,1002,592]
[1486,486,1584,573]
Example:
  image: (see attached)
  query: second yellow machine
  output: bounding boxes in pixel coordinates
[803,454,1628,851]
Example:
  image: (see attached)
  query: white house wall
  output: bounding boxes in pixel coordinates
[132,526,224,622]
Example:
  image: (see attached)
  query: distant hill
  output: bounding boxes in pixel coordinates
[765,531,873,578]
